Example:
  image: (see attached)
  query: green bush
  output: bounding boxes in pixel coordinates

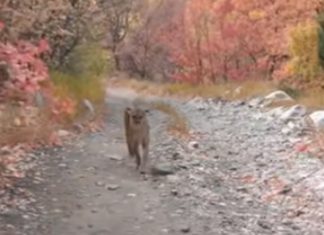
[63,43,114,77]
[51,71,105,106]
[288,20,321,80]
[50,43,113,116]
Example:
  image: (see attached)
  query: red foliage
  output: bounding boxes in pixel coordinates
[0,36,50,100]
[0,21,4,31]
[51,96,76,122]
[295,143,309,153]
[0,22,75,127]
[161,0,321,83]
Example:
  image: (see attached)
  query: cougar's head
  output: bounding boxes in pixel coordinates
[126,107,149,125]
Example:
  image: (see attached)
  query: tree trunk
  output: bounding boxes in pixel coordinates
[114,53,120,71]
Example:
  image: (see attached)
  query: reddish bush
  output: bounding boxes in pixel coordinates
[161,0,321,83]
[0,22,50,101]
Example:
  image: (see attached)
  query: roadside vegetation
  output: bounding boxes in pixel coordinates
[2,0,324,190]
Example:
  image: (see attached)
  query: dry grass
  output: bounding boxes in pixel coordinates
[297,88,324,110]
[230,80,275,99]
[108,76,275,101]
[164,82,229,98]
[109,76,324,112]
[0,104,56,146]
[150,101,190,138]
[51,71,106,114]
[109,76,166,96]
[108,75,324,116]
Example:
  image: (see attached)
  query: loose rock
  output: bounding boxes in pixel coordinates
[279,104,306,121]
[309,110,324,130]
[151,164,175,176]
[109,155,123,161]
[107,184,120,191]
[180,225,191,233]
[95,181,105,187]
[188,141,199,150]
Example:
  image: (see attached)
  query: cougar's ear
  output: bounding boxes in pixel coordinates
[125,107,132,115]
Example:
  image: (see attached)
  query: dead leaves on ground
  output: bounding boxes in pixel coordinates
[0,145,26,190]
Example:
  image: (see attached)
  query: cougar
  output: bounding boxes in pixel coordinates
[124,106,150,173]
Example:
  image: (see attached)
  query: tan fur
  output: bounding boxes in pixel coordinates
[124,108,133,157]
[124,106,150,173]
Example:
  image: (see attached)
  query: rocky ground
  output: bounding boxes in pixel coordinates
[1,87,324,235]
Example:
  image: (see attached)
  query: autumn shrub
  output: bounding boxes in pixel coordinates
[0,20,93,146]
[0,0,99,68]
[287,20,321,80]
[0,39,50,102]
[0,33,60,146]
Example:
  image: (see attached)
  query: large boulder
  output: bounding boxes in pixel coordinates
[264,90,293,101]
[309,111,324,130]
[263,90,294,107]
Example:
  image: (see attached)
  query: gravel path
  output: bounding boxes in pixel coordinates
[1,87,324,235]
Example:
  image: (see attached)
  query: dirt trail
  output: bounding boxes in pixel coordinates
[37,88,187,235]
[1,88,185,235]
